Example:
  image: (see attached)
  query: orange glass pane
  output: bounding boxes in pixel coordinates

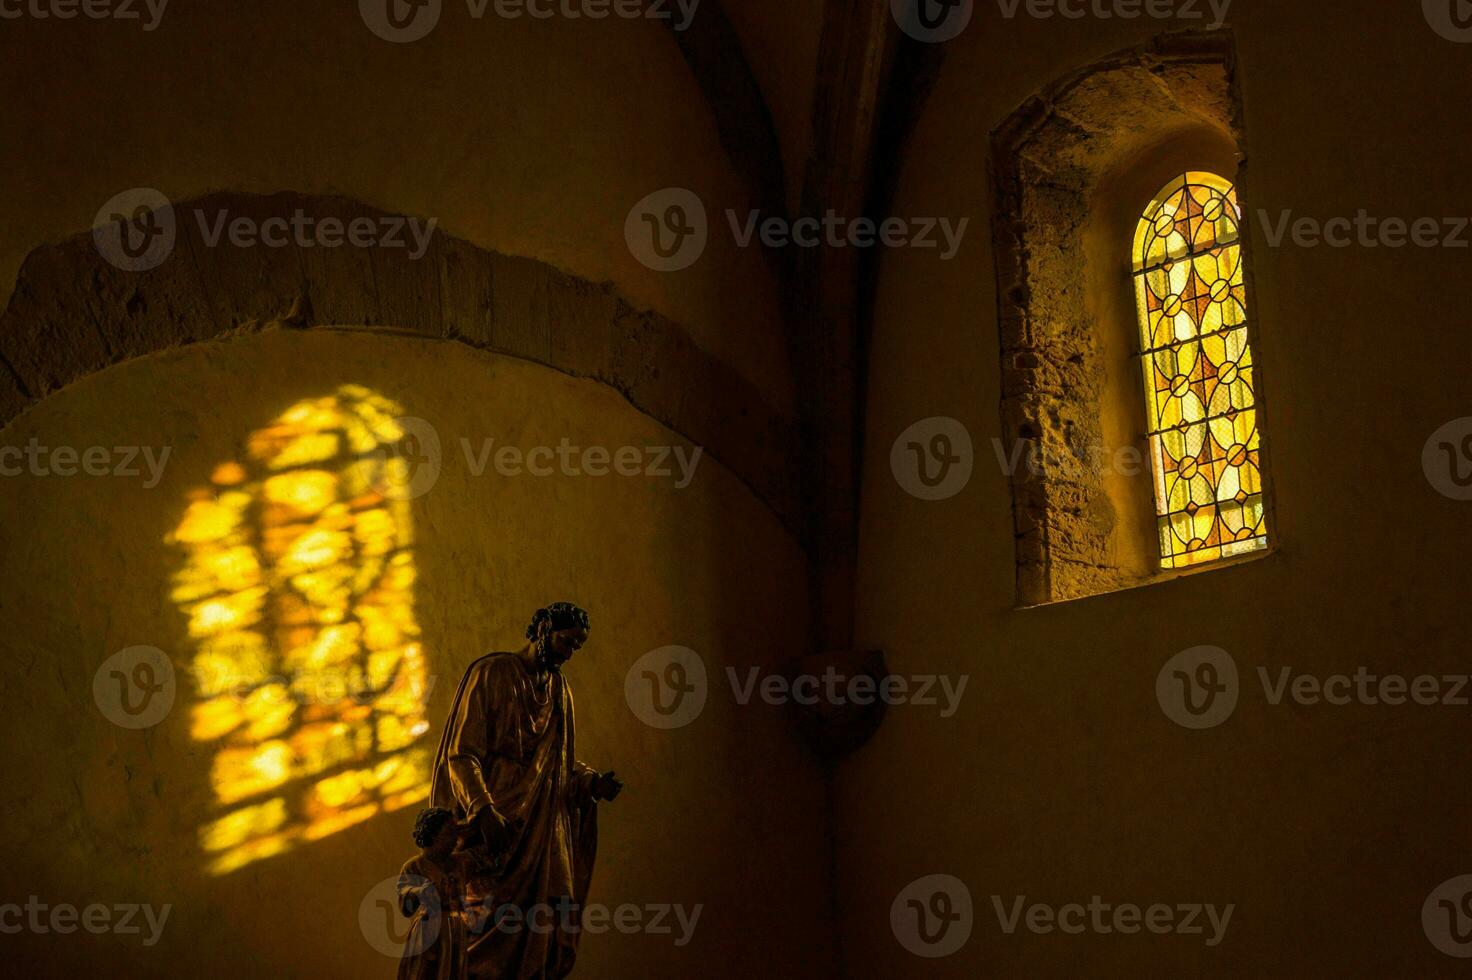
[1133,173,1269,569]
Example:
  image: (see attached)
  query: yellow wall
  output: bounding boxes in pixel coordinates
[0,0,793,413]
[843,2,1472,976]
[0,330,831,976]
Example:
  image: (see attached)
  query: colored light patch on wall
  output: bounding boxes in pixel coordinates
[169,385,433,876]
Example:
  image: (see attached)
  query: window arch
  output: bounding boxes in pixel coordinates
[1132,172,1269,569]
[990,31,1265,605]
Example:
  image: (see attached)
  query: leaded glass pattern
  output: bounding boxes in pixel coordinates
[1132,172,1269,570]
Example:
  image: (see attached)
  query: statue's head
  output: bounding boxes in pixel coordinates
[412,807,457,854]
[526,602,590,673]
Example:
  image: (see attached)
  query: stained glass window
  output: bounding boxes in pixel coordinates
[1132,171,1269,570]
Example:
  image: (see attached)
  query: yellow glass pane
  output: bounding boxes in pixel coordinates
[1133,172,1268,569]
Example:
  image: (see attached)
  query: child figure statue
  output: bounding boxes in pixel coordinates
[396,807,491,980]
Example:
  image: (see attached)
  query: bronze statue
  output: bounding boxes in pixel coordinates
[424,602,623,978]
[396,807,483,980]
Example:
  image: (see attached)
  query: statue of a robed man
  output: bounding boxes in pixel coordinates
[426,602,623,978]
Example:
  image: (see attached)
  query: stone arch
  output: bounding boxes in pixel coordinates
[0,191,799,533]
[989,29,1262,605]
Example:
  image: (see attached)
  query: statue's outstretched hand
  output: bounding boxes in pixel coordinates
[592,770,624,802]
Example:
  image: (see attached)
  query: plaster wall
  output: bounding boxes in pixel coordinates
[842,2,1472,975]
[0,329,832,978]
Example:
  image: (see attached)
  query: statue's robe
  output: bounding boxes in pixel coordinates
[429,652,600,979]
[396,852,476,980]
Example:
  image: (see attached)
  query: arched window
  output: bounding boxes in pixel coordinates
[991,33,1260,604]
[1132,172,1268,569]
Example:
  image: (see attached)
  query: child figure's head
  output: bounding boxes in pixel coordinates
[413,807,458,858]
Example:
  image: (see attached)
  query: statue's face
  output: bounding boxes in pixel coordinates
[538,625,589,670]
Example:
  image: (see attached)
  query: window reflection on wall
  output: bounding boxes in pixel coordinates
[168,385,433,875]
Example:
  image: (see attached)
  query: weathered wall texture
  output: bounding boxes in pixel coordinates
[0,330,832,978]
[0,3,834,977]
[0,193,799,532]
[991,32,1244,604]
[0,0,795,416]
[843,1,1472,976]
